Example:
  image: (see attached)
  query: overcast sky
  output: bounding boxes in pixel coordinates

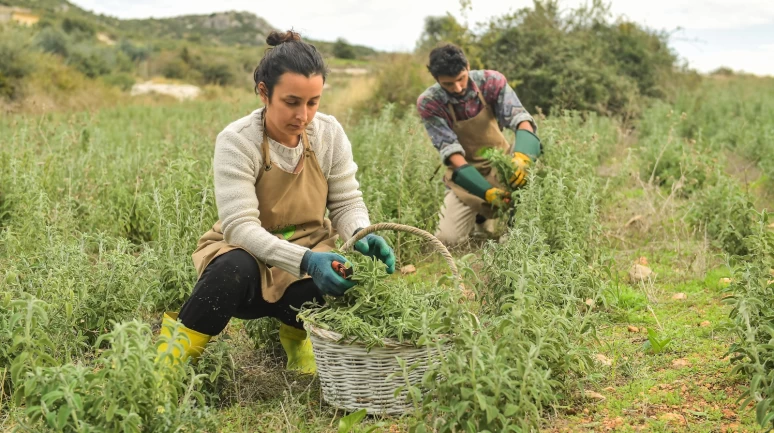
[69,0,774,76]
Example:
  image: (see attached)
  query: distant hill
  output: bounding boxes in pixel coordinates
[0,0,377,56]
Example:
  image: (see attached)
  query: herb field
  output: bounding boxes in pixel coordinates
[1,74,773,432]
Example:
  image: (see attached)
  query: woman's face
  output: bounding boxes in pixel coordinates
[260,72,324,141]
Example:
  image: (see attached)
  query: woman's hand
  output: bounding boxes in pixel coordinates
[353,230,396,274]
[300,251,356,296]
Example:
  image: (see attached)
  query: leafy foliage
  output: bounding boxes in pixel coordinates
[298,257,462,349]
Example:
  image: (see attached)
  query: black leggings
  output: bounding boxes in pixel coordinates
[178,249,324,336]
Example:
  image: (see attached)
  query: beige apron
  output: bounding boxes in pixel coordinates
[442,90,510,219]
[192,116,337,303]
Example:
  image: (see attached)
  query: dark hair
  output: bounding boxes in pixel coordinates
[427,44,468,78]
[253,30,327,99]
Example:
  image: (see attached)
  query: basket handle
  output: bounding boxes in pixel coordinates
[341,223,461,287]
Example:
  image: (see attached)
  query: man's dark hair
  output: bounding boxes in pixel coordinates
[427,44,468,78]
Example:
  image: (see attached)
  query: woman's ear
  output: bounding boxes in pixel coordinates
[258,82,269,105]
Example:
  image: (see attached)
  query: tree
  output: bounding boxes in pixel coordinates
[332,38,356,60]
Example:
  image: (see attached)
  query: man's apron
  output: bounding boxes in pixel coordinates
[442,90,511,219]
[192,117,337,303]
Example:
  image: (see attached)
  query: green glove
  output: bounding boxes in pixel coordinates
[451,164,510,205]
[300,251,356,296]
[353,230,396,274]
[513,129,541,161]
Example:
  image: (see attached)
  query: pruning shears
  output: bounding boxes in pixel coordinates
[331,260,353,279]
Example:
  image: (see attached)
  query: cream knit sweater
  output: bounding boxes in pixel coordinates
[213,107,371,278]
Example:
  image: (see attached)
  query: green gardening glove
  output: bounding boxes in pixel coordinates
[512,129,541,160]
[451,164,510,207]
[509,130,541,189]
[353,229,396,274]
[300,251,356,296]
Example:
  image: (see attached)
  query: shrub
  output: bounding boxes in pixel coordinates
[101,72,136,91]
[35,26,71,57]
[0,25,36,99]
[332,38,356,60]
[198,62,235,86]
[15,320,219,432]
[368,54,435,114]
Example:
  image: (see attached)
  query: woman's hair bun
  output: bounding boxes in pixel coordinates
[266,30,302,47]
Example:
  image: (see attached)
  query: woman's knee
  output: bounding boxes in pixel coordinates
[205,249,260,283]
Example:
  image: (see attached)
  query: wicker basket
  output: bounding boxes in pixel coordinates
[306,223,461,416]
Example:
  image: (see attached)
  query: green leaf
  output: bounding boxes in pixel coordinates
[338,409,367,433]
[56,406,71,430]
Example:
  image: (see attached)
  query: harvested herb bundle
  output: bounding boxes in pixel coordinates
[297,255,461,349]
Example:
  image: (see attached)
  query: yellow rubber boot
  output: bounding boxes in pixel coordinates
[156,312,211,365]
[279,324,316,374]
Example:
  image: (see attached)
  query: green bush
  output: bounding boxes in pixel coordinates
[687,176,758,257]
[162,57,189,79]
[368,54,435,114]
[67,43,133,78]
[101,72,136,91]
[15,320,218,432]
[36,27,71,57]
[0,25,36,99]
[61,16,96,38]
[332,38,356,60]
[723,212,774,430]
[198,62,235,86]
[417,1,677,117]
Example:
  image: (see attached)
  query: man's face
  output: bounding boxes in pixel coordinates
[437,68,469,97]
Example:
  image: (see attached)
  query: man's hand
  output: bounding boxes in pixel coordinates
[452,164,510,208]
[509,129,541,189]
[484,187,511,206]
[509,152,531,188]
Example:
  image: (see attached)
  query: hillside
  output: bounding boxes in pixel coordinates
[0,0,377,54]
[0,0,378,112]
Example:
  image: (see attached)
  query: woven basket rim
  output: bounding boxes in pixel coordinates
[306,323,427,349]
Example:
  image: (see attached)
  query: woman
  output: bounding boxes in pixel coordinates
[158,30,396,374]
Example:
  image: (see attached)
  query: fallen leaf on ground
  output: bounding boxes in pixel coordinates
[700,321,711,327]
[400,264,416,275]
[660,413,686,424]
[722,409,737,420]
[722,423,741,433]
[629,264,653,283]
[672,292,687,300]
[584,390,606,401]
[603,386,616,393]
[672,358,691,368]
[625,215,644,227]
[628,325,640,333]
[603,417,624,429]
[595,354,613,366]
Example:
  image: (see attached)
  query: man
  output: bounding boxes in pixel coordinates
[417,43,541,246]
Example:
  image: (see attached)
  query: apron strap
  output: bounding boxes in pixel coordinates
[447,90,487,126]
[261,112,273,172]
[476,91,487,107]
[446,102,458,126]
[301,129,312,152]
